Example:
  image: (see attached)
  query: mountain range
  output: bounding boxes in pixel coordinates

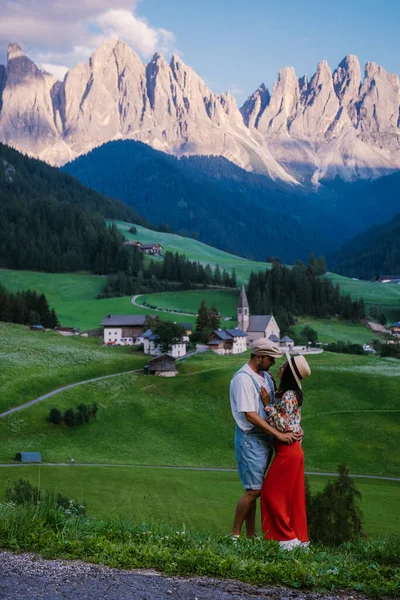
[1,39,400,185]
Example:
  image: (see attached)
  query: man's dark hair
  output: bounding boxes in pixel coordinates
[278,363,304,406]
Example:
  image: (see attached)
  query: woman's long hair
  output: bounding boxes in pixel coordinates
[277,363,304,407]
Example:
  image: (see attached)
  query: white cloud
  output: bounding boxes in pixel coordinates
[96,9,163,58]
[0,1,175,69]
[39,62,69,81]
[229,84,245,95]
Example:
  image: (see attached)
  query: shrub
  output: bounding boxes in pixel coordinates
[326,341,365,355]
[48,403,98,427]
[48,407,63,425]
[5,479,86,516]
[5,478,40,505]
[306,464,364,546]
[64,408,76,427]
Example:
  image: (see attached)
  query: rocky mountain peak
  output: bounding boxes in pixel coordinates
[6,41,42,82]
[310,60,333,88]
[240,83,270,128]
[333,54,361,115]
[7,42,24,61]
[0,41,399,184]
[277,66,298,86]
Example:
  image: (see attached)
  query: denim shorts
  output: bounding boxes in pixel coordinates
[234,425,272,490]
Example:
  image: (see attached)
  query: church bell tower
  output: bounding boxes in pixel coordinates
[237,285,249,332]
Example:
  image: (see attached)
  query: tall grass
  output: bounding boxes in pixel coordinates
[0,501,398,596]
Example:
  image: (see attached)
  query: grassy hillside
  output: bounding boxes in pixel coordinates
[1,348,398,477]
[0,466,397,537]
[138,289,239,319]
[0,270,198,331]
[113,221,269,285]
[327,273,400,321]
[292,317,379,345]
[1,325,399,536]
[0,323,148,413]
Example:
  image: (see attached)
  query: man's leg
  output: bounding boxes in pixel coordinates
[231,489,260,537]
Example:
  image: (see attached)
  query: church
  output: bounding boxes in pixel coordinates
[237,286,280,345]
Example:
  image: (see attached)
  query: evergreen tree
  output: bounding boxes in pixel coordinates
[314,255,327,275]
[213,264,222,285]
[307,464,363,546]
[208,305,221,330]
[196,300,209,331]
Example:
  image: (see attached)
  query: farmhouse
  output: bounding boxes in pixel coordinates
[237,286,280,345]
[122,241,163,255]
[208,328,248,355]
[378,275,400,283]
[143,329,187,358]
[145,354,177,377]
[101,314,151,345]
[390,322,400,336]
[181,322,193,341]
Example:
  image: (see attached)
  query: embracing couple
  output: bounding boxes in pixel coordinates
[229,338,311,550]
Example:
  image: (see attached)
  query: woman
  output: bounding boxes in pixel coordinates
[259,354,311,550]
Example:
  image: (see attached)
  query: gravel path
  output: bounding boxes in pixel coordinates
[0,552,369,600]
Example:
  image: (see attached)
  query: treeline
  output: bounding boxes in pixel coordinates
[247,257,366,333]
[0,285,59,328]
[0,142,153,273]
[102,251,237,297]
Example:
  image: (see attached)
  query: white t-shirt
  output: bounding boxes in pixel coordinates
[230,363,274,432]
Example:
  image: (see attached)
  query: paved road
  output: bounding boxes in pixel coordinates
[0,350,203,420]
[0,552,369,600]
[0,369,143,419]
[132,294,197,316]
[0,462,398,481]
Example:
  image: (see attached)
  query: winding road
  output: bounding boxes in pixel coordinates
[131,294,197,317]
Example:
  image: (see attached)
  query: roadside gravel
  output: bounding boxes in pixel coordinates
[0,552,370,600]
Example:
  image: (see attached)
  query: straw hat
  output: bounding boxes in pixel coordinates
[250,338,283,358]
[285,353,311,389]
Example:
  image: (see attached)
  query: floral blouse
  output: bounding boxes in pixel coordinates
[264,390,301,433]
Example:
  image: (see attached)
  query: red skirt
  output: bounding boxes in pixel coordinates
[260,440,308,542]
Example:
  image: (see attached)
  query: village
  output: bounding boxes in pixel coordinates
[99,286,324,377]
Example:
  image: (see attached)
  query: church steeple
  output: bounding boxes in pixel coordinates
[237,285,249,332]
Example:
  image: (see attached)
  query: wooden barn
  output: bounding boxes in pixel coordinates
[145,354,177,377]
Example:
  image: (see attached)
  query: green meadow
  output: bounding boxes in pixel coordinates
[138,288,239,319]
[327,273,400,322]
[113,221,269,284]
[292,317,380,345]
[0,323,148,413]
[1,341,399,477]
[0,270,198,331]
[0,466,398,538]
[0,323,399,539]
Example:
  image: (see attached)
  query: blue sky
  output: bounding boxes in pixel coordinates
[0,0,399,103]
[138,0,400,98]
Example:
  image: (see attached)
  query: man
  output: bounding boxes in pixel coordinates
[230,338,298,539]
